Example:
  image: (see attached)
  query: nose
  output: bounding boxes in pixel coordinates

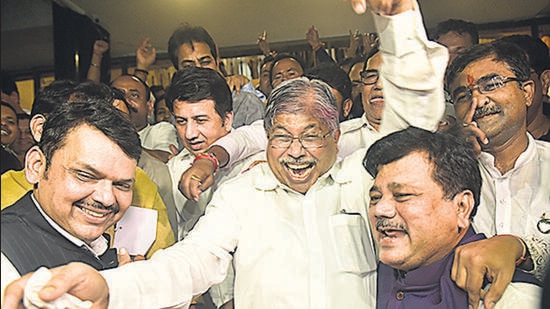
[287,138,306,158]
[373,75,383,90]
[470,89,489,109]
[92,180,116,207]
[370,196,396,219]
[185,121,199,140]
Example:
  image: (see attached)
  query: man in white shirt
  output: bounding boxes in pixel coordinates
[445,38,550,307]
[1,0,448,307]
[111,74,179,163]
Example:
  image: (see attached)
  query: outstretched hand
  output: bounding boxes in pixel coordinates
[2,263,109,309]
[136,37,156,70]
[178,158,217,202]
[451,235,522,309]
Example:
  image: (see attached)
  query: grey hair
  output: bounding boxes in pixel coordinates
[264,77,339,134]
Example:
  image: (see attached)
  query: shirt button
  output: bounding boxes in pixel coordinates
[396,291,405,301]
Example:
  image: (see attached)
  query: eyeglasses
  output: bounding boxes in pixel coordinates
[360,69,380,85]
[451,75,521,105]
[269,132,332,149]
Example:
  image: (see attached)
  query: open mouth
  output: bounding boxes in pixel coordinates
[1,129,10,136]
[369,96,384,106]
[284,162,315,181]
[378,227,406,238]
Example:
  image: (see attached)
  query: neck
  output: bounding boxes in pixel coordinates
[527,112,550,139]
[483,131,529,174]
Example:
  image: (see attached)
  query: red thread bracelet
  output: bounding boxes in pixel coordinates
[194,152,219,173]
[501,234,529,266]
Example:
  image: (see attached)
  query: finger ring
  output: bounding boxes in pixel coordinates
[462,123,470,127]
[190,174,202,182]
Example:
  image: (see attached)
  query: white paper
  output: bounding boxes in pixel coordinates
[113,206,157,256]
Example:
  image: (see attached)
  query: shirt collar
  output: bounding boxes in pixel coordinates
[479,132,537,177]
[30,193,109,256]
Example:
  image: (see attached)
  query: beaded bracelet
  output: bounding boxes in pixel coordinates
[193,152,219,173]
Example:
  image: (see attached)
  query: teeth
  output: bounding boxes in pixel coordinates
[1,129,8,135]
[81,207,107,218]
[287,163,310,169]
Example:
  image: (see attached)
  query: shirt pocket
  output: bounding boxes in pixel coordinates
[328,213,377,275]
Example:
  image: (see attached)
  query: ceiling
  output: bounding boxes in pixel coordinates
[2,0,550,73]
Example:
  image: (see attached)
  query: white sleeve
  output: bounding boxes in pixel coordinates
[101,197,239,309]
[1,253,21,306]
[372,1,448,135]
[214,119,267,168]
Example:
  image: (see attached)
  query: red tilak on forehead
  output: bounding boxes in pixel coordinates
[467,74,475,85]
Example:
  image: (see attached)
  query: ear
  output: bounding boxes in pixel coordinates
[453,190,475,231]
[223,111,234,132]
[540,69,550,96]
[342,98,353,119]
[30,114,46,143]
[521,80,535,107]
[146,98,154,117]
[25,146,46,185]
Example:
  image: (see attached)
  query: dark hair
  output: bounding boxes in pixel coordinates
[1,71,19,95]
[165,66,232,119]
[17,113,30,121]
[270,53,305,86]
[363,127,481,218]
[305,63,352,101]
[70,81,120,104]
[1,101,18,119]
[30,80,78,119]
[445,40,531,90]
[39,101,141,170]
[168,24,218,69]
[497,35,550,76]
[339,55,367,74]
[260,55,275,69]
[432,19,479,45]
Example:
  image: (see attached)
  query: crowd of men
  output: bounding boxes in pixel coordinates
[1,0,549,308]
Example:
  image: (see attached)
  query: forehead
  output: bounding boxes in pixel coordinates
[375,151,434,185]
[177,41,214,59]
[273,58,302,71]
[1,105,16,118]
[271,111,326,133]
[112,76,145,92]
[172,99,218,116]
[436,31,473,48]
[451,56,513,86]
[366,52,382,70]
